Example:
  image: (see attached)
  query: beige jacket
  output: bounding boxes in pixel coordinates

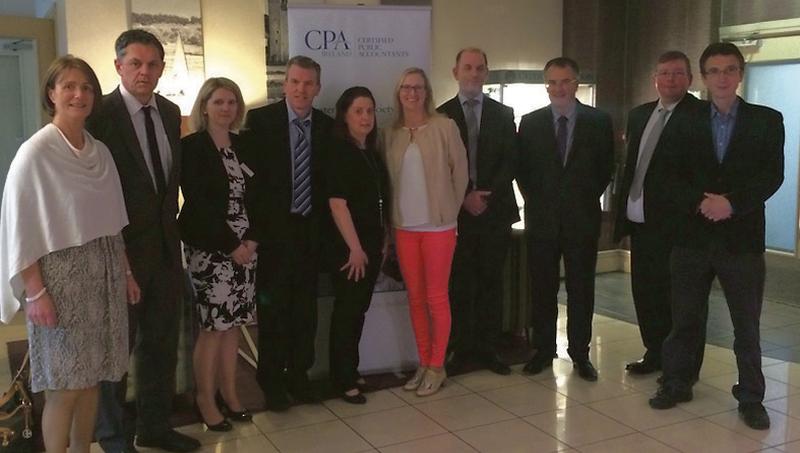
[382,115,469,228]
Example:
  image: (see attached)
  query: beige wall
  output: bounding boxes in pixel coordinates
[57,0,267,109]
[430,0,562,103]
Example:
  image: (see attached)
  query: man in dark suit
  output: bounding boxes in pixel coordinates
[649,43,784,431]
[91,30,200,453]
[518,57,614,381]
[243,55,334,412]
[437,47,518,376]
[614,51,703,375]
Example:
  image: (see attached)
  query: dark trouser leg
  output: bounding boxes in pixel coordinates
[449,228,480,357]
[562,235,598,361]
[662,246,714,388]
[256,281,291,397]
[527,237,561,357]
[329,253,381,391]
[473,226,512,360]
[629,224,673,363]
[135,259,181,437]
[96,304,138,451]
[714,249,766,403]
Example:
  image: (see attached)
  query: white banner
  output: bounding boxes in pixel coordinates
[288,5,431,126]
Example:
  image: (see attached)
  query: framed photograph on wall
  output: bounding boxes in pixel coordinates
[130,0,205,114]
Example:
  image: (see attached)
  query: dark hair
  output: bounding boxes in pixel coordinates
[41,55,102,118]
[456,47,488,67]
[334,86,377,150]
[286,55,322,85]
[657,50,692,77]
[544,57,580,77]
[700,42,745,74]
[115,29,165,61]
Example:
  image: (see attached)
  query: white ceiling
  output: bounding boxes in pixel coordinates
[0,0,54,18]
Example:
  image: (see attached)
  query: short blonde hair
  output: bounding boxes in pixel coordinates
[189,77,245,131]
[392,67,436,129]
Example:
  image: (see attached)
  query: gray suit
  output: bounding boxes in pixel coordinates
[90,87,184,448]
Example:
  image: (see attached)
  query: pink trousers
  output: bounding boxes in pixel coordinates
[395,228,457,368]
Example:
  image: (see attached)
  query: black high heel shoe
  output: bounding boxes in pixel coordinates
[196,396,233,432]
[342,389,367,405]
[215,391,253,422]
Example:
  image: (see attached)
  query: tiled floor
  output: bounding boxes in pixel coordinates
[3,271,800,452]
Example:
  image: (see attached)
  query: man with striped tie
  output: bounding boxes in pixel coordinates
[244,55,334,412]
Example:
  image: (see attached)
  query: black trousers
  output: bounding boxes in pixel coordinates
[328,248,381,392]
[629,222,673,362]
[449,224,511,361]
[96,256,182,449]
[662,244,766,403]
[256,216,319,398]
[528,233,598,361]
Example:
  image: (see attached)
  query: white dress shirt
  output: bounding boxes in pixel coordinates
[118,84,173,191]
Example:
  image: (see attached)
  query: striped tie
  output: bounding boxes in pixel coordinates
[291,118,312,216]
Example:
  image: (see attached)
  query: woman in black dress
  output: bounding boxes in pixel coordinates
[328,87,390,404]
[180,77,259,430]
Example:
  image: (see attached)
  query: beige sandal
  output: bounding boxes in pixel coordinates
[403,367,427,391]
[416,368,447,396]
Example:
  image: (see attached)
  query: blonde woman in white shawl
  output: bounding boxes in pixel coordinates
[0,55,140,453]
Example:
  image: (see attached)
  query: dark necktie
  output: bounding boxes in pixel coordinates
[291,118,312,216]
[464,98,479,187]
[630,108,670,201]
[556,115,569,166]
[141,106,167,194]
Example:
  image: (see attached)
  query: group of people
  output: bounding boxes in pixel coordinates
[0,25,784,453]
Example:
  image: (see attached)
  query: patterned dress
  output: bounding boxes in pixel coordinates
[28,234,128,392]
[185,147,257,331]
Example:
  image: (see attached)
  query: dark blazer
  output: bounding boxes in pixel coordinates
[243,99,334,249]
[437,95,520,227]
[178,130,261,254]
[663,97,784,254]
[87,87,182,278]
[517,101,615,240]
[613,93,703,242]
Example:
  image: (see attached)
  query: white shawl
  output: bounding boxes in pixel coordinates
[0,123,129,323]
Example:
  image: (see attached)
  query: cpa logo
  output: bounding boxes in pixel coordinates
[305,30,351,50]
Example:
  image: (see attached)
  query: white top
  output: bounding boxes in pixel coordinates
[626,99,677,223]
[397,137,456,232]
[0,124,129,323]
[119,84,173,191]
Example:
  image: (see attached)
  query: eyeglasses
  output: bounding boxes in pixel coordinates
[545,79,577,89]
[400,84,425,93]
[703,66,741,78]
[655,70,688,79]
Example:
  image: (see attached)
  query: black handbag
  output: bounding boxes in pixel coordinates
[0,351,33,452]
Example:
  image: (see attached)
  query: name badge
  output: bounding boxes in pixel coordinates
[240,163,255,177]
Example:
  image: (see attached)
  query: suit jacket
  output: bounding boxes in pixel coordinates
[242,99,334,252]
[437,95,520,228]
[178,130,261,254]
[87,87,182,279]
[663,97,784,254]
[613,93,703,242]
[517,101,614,241]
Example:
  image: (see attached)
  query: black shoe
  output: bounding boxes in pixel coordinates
[484,356,512,376]
[445,355,468,376]
[626,358,661,375]
[657,374,699,385]
[226,409,252,422]
[648,385,693,409]
[738,402,770,430]
[204,418,233,432]
[136,429,201,452]
[342,390,367,405]
[573,360,598,381]
[264,393,291,412]
[523,353,554,375]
